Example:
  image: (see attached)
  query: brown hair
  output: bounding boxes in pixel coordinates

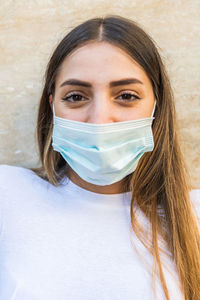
[33,15,200,299]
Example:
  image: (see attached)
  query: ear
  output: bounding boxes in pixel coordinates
[49,94,53,111]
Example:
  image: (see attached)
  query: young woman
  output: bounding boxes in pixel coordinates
[0,15,199,300]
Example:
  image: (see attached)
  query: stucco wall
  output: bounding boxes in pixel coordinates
[0,0,199,187]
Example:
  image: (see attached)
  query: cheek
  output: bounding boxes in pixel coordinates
[122,102,154,120]
[119,110,147,121]
[55,104,88,121]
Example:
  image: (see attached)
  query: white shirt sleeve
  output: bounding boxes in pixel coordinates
[189,189,200,228]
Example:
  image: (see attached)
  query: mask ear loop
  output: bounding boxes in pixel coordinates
[151,101,156,118]
[52,100,55,116]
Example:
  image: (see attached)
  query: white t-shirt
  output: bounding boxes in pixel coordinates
[0,164,199,300]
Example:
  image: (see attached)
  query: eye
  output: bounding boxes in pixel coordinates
[61,91,140,103]
[61,92,88,103]
[117,92,140,102]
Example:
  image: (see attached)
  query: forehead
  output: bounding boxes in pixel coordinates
[56,41,151,87]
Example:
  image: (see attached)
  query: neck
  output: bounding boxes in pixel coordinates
[67,167,130,194]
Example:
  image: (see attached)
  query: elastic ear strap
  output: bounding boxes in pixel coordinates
[52,101,55,116]
[151,101,156,118]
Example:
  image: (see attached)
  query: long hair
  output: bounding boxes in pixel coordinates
[33,15,200,299]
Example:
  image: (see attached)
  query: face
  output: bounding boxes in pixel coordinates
[49,41,155,123]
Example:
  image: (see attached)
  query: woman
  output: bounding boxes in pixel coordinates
[0,15,199,300]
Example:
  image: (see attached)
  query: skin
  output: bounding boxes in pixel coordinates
[49,41,155,194]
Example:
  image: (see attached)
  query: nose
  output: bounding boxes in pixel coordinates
[86,96,114,124]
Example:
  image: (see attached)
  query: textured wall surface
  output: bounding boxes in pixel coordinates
[0,0,199,187]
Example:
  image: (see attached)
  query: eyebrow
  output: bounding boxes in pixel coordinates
[59,78,143,88]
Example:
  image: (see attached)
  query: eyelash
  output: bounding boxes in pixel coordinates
[61,91,140,103]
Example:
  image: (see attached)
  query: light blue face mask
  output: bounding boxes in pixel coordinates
[52,102,156,186]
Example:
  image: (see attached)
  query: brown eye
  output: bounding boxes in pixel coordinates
[117,92,140,102]
[62,93,88,103]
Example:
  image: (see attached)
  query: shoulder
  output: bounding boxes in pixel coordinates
[0,163,33,175]
[189,189,200,207]
[0,165,44,229]
[189,189,200,223]
[0,164,37,186]
[0,164,49,196]
[0,164,57,213]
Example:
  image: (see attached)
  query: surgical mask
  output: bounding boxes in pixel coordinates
[52,102,156,186]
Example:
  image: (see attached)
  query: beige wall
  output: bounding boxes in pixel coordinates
[0,0,199,187]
